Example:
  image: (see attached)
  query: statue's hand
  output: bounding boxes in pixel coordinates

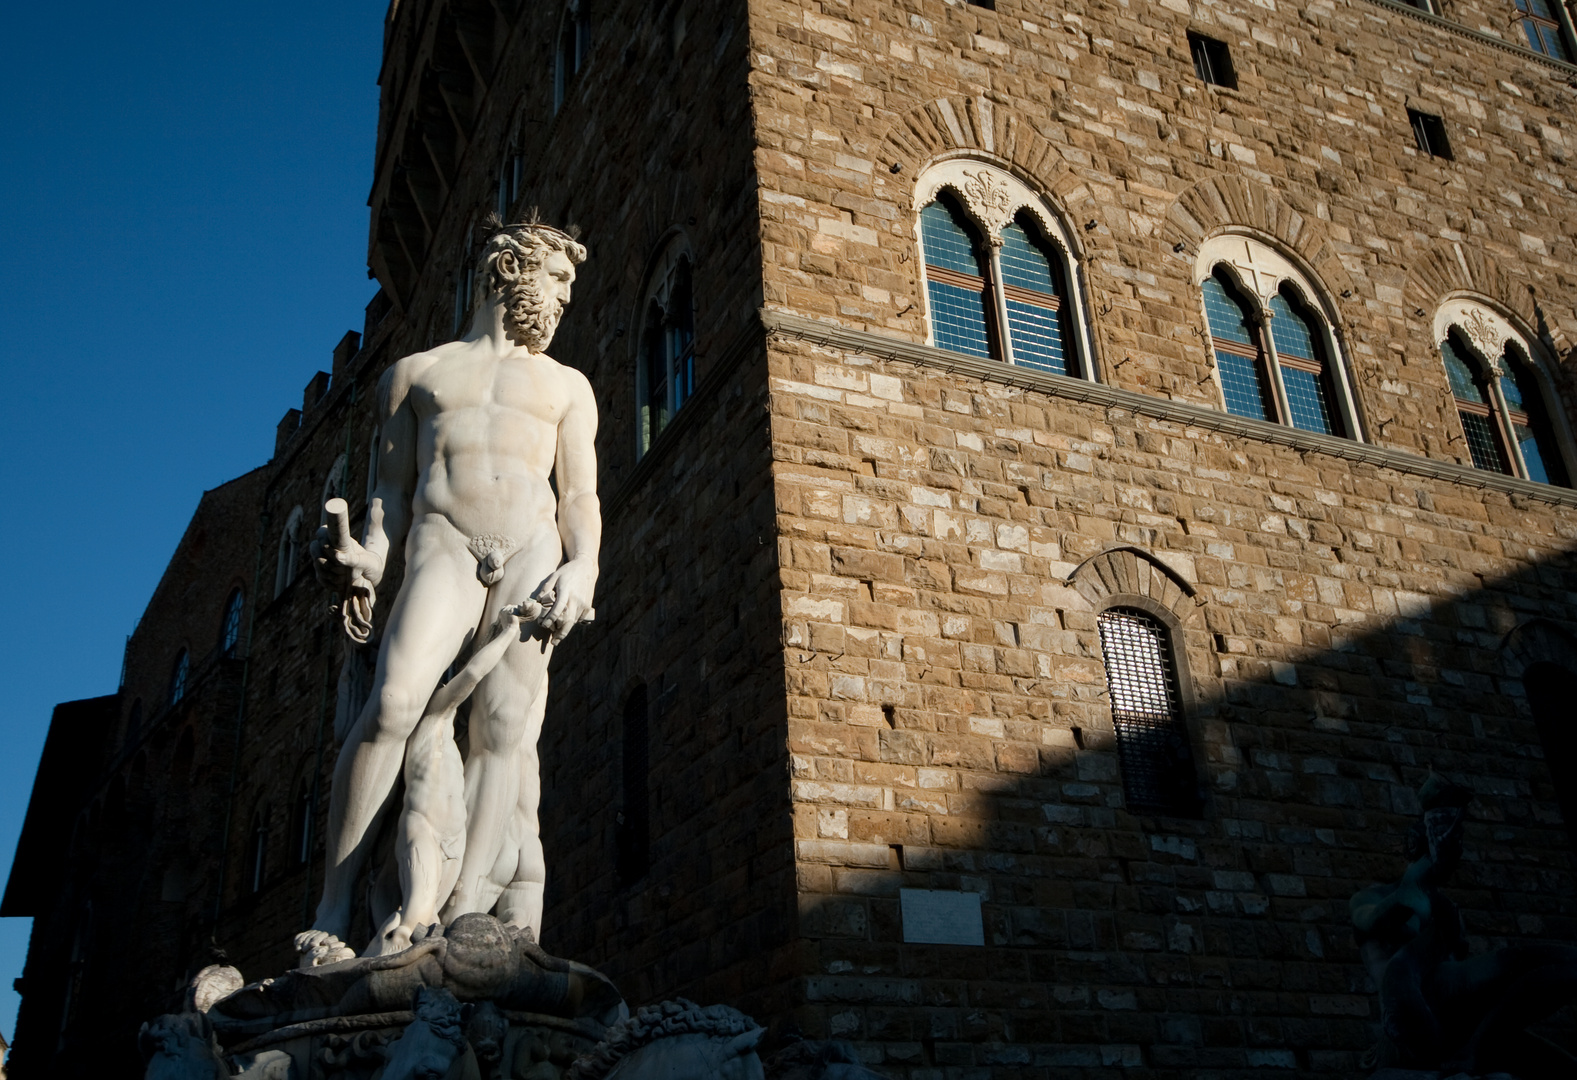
[533,559,597,644]
[311,501,387,590]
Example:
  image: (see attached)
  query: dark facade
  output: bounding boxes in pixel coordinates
[10,0,1577,1076]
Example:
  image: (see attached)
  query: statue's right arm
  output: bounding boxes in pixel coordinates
[360,359,421,588]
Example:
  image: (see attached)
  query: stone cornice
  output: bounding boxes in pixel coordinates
[1360,0,1577,77]
[760,309,1577,509]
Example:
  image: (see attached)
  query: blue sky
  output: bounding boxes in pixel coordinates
[0,1,388,1048]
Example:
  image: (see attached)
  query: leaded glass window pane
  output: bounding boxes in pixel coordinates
[1269,291,1337,435]
[1202,274,1256,347]
[1217,350,1270,421]
[928,282,993,358]
[1460,411,1506,473]
[1441,335,1488,404]
[921,200,984,277]
[921,197,992,359]
[1502,345,1569,486]
[1282,366,1337,435]
[999,218,1072,375]
[1097,608,1198,816]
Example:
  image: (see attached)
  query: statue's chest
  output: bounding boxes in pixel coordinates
[415,359,562,424]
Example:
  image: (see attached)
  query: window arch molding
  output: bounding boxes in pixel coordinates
[1432,295,1575,486]
[632,231,696,459]
[1068,546,1206,818]
[1193,231,1362,439]
[274,505,305,599]
[913,157,1098,380]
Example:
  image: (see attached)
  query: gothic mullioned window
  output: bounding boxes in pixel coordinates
[1514,0,1573,60]
[1436,301,1571,486]
[1196,235,1356,437]
[274,506,305,598]
[1096,607,1200,817]
[221,588,244,656]
[169,649,189,709]
[915,161,1094,379]
[635,239,695,457]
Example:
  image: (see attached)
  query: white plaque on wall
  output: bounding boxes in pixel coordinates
[900,888,984,946]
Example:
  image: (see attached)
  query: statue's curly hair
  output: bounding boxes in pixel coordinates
[564,999,762,1080]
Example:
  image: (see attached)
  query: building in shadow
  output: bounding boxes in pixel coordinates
[8,0,1577,1076]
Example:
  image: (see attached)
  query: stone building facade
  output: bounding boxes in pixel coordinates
[9,0,1577,1076]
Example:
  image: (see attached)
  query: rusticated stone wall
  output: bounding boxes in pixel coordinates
[749,0,1577,1073]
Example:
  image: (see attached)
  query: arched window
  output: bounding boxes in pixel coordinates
[496,150,523,220]
[168,649,189,709]
[1195,235,1355,436]
[1515,0,1573,60]
[221,588,244,656]
[1096,607,1200,817]
[636,241,695,457]
[616,684,650,882]
[554,1,591,113]
[915,161,1093,379]
[274,506,305,599]
[1436,300,1571,486]
[366,427,381,504]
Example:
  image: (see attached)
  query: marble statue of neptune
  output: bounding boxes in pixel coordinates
[302,219,598,959]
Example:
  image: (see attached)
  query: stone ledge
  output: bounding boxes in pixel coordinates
[760,309,1577,509]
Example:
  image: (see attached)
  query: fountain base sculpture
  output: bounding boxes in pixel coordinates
[1352,774,1577,1080]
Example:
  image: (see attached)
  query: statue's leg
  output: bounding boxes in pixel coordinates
[311,517,485,940]
[441,538,558,924]
[495,688,551,937]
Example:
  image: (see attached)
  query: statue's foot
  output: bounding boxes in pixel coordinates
[294,929,355,969]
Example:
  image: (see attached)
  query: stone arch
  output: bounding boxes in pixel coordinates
[1404,240,1571,358]
[1068,545,1198,625]
[1501,617,1577,677]
[877,96,1103,226]
[1160,173,1355,303]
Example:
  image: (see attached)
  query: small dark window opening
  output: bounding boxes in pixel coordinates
[617,685,650,883]
[1525,662,1577,856]
[1409,109,1453,160]
[1097,608,1201,817]
[967,0,997,9]
[1188,32,1237,89]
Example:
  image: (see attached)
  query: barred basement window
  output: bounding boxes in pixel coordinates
[1195,235,1358,437]
[1188,31,1237,90]
[1097,608,1200,816]
[1515,0,1573,60]
[915,160,1094,379]
[1437,304,1572,487]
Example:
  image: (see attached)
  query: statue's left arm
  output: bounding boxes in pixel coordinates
[535,368,601,643]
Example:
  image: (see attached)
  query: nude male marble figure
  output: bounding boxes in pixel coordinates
[303,220,597,957]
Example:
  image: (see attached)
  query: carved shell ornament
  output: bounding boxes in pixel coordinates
[959,169,1019,238]
[1461,309,1508,364]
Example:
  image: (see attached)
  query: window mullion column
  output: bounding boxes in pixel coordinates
[1486,358,1531,479]
[1255,304,1292,426]
[984,237,1015,366]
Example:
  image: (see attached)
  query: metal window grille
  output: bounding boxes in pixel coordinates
[1097,609,1198,815]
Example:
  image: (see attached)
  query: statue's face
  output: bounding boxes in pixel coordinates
[501,245,578,353]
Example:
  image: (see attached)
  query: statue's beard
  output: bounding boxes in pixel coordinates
[502,277,563,352]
